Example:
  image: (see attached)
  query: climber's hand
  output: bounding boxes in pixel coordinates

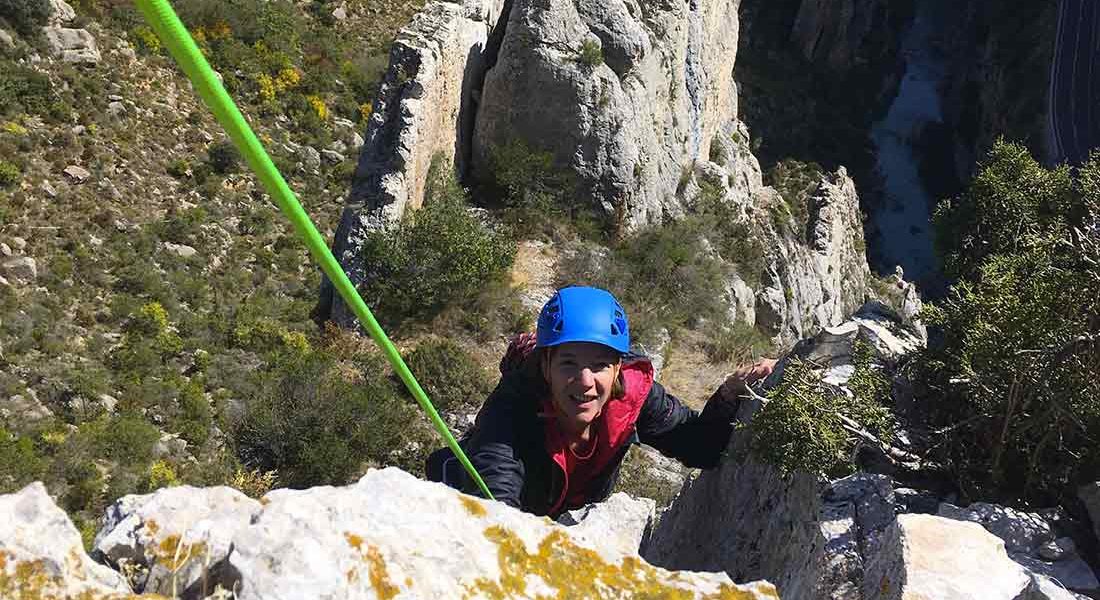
[718,358,778,402]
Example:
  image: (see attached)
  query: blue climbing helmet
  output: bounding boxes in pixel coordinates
[536,286,630,354]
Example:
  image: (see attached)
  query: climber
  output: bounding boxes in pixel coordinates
[426,285,776,518]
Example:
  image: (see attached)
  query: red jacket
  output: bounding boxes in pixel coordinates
[539,361,654,515]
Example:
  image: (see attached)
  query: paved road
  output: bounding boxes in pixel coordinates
[1050,0,1100,165]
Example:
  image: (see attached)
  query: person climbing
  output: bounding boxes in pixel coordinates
[426,285,776,518]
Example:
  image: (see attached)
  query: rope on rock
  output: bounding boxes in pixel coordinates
[132,0,494,501]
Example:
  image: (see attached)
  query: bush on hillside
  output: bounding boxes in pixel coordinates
[402,338,494,412]
[558,217,732,346]
[0,0,51,35]
[0,160,19,187]
[912,140,1100,505]
[356,160,515,329]
[233,346,432,488]
[749,348,893,477]
[0,61,52,117]
[485,139,602,240]
[765,159,823,238]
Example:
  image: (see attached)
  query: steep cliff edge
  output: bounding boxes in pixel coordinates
[322,0,887,345]
[939,0,1057,180]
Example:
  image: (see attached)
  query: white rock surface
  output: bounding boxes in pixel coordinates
[473,0,742,229]
[164,242,197,258]
[937,502,1054,553]
[64,164,91,182]
[1,256,37,285]
[1,392,53,422]
[93,485,260,597]
[230,468,777,599]
[937,502,1099,593]
[43,26,100,63]
[46,0,77,25]
[864,514,1033,600]
[0,482,131,597]
[557,492,656,556]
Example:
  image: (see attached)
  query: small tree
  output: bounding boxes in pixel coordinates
[914,140,1100,504]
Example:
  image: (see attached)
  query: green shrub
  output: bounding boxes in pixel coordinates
[0,160,18,187]
[207,140,241,175]
[0,61,52,117]
[913,142,1100,505]
[577,39,603,68]
[765,159,823,236]
[402,337,494,412]
[486,139,592,239]
[79,414,160,466]
[0,0,51,35]
[110,302,184,376]
[749,355,893,477]
[0,427,45,492]
[558,218,731,346]
[703,321,773,364]
[358,164,515,328]
[234,347,430,487]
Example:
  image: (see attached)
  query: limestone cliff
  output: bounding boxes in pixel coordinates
[939,0,1057,179]
[321,0,882,342]
[471,0,741,228]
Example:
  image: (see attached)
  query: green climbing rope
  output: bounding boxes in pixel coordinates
[132,0,494,500]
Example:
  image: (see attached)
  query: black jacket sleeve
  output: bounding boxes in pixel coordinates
[458,373,530,508]
[636,382,736,469]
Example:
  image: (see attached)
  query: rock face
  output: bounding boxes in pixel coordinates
[347,0,506,221]
[0,472,778,599]
[227,468,778,599]
[644,305,1098,600]
[789,0,901,72]
[753,167,872,342]
[0,483,132,598]
[557,492,655,556]
[319,0,508,327]
[43,26,101,64]
[938,502,1100,594]
[472,0,741,229]
[864,514,1033,600]
[93,485,260,597]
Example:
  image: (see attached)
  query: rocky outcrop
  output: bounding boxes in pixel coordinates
[753,166,872,342]
[347,0,506,221]
[43,26,100,64]
[472,0,741,229]
[93,486,260,597]
[0,482,132,598]
[557,491,655,556]
[319,0,507,328]
[790,0,904,72]
[938,502,1100,594]
[865,514,1033,600]
[643,302,1098,600]
[0,472,778,599]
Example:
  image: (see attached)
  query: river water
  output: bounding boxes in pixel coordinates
[869,0,952,294]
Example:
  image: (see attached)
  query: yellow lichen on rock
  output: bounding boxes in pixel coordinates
[343,532,399,600]
[0,548,169,600]
[467,526,779,600]
[460,496,488,517]
[151,535,207,573]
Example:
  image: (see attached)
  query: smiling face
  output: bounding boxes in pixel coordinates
[541,342,623,436]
